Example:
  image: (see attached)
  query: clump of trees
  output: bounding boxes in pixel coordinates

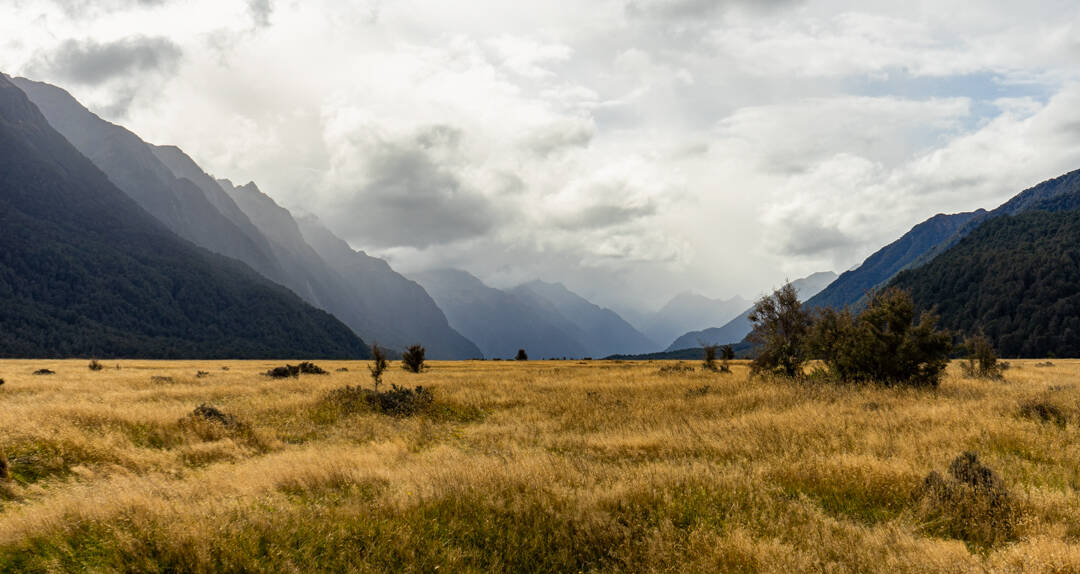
[515,349,528,361]
[748,284,953,387]
[88,359,104,371]
[401,344,426,373]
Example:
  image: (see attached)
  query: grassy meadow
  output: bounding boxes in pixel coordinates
[1,358,1079,572]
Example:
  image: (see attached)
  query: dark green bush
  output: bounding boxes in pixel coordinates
[369,344,388,390]
[1018,399,1068,427]
[701,344,719,372]
[401,345,426,373]
[515,349,528,361]
[32,369,54,376]
[326,384,434,417]
[960,334,1007,380]
[267,365,301,379]
[88,359,103,371]
[188,404,244,429]
[807,288,952,388]
[298,362,328,375]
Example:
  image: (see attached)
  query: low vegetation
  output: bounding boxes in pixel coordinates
[0,358,1078,572]
[401,344,426,373]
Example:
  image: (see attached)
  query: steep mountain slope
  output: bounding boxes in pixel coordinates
[641,292,749,346]
[11,77,285,283]
[296,216,482,359]
[805,212,982,310]
[890,190,1080,358]
[667,271,837,350]
[0,74,367,359]
[411,270,590,359]
[511,280,657,357]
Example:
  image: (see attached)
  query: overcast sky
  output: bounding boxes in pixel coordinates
[3,0,1080,314]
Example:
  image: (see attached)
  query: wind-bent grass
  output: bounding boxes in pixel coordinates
[0,358,1079,572]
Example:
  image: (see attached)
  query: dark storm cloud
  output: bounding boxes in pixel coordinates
[775,219,859,258]
[328,139,497,249]
[32,36,182,86]
[247,0,274,27]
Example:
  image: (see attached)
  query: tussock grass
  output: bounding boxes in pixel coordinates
[0,359,1078,571]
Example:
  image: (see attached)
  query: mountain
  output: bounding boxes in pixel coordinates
[640,292,749,346]
[295,216,482,359]
[804,212,982,310]
[0,73,367,358]
[10,77,285,283]
[510,280,657,357]
[15,76,479,359]
[807,168,1080,311]
[411,269,590,359]
[666,271,837,351]
[890,188,1080,357]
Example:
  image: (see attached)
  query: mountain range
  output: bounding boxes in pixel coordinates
[0,73,367,359]
[666,271,837,351]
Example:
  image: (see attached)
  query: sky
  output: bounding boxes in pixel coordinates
[3,0,1080,316]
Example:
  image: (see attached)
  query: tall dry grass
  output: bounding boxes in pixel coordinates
[0,358,1078,572]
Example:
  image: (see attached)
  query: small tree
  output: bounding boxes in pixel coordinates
[88,359,104,371]
[515,349,528,361]
[401,344,426,373]
[720,344,735,373]
[748,282,812,378]
[701,343,719,372]
[961,334,1006,380]
[369,343,388,391]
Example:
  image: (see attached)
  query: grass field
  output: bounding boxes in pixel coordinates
[1,358,1079,572]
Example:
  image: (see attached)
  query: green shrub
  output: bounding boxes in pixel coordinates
[701,344,719,372]
[960,334,1007,380]
[298,362,328,375]
[807,288,952,388]
[1018,399,1068,427]
[267,365,300,379]
[515,349,528,361]
[325,384,434,417]
[32,369,54,376]
[369,344,389,390]
[88,359,103,371]
[401,345,426,373]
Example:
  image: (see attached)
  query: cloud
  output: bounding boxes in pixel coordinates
[247,0,273,27]
[45,0,170,18]
[29,36,181,86]
[321,129,498,249]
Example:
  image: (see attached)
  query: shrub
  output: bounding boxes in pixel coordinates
[515,349,528,361]
[336,367,349,372]
[369,344,388,390]
[0,378,5,387]
[267,365,301,379]
[658,362,695,375]
[88,359,103,371]
[196,371,210,378]
[701,344,719,372]
[807,288,952,388]
[189,404,244,430]
[32,369,54,376]
[298,362,328,375]
[1018,399,1068,427]
[401,344,426,373]
[748,282,812,378]
[960,334,1007,380]
[0,453,8,481]
[150,376,175,384]
[916,452,1019,548]
[325,384,434,417]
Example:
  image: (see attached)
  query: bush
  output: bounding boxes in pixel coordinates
[748,283,812,378]
[188,404,244,430]
[515,349,528,361]
[88,359,103,371]
[1018,399,1068,427]
[960,334,1007,380]
[325,384,434,417]
[369,344,388,390]
[150,376,175,384]
[0,453,8,481]
[0,378,5,387]
[807,288,952,388]
[916,452,1019,548]
[196,371,210,378]
[657,362,695,375]
[701,344,718,372]
[298,362,328,375]
[267,365,301,379]
[32,369,54,376]
[401,345,426,373]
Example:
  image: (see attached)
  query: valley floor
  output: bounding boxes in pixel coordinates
[1,358,1079,572]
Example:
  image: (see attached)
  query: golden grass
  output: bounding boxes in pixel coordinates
[0,358,1078,572]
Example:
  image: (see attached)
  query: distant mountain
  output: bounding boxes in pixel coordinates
[14,76,479,359]
[511,280,657,357]
[804,212,982,310]
[11,77,285,283]
[891,187,1080,357]
[640,292,749,346]
[666,271,837,351]
[807,168,1080,311]
[411,269,589,359]
[0,73,367,358]
[295,216,482,359]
